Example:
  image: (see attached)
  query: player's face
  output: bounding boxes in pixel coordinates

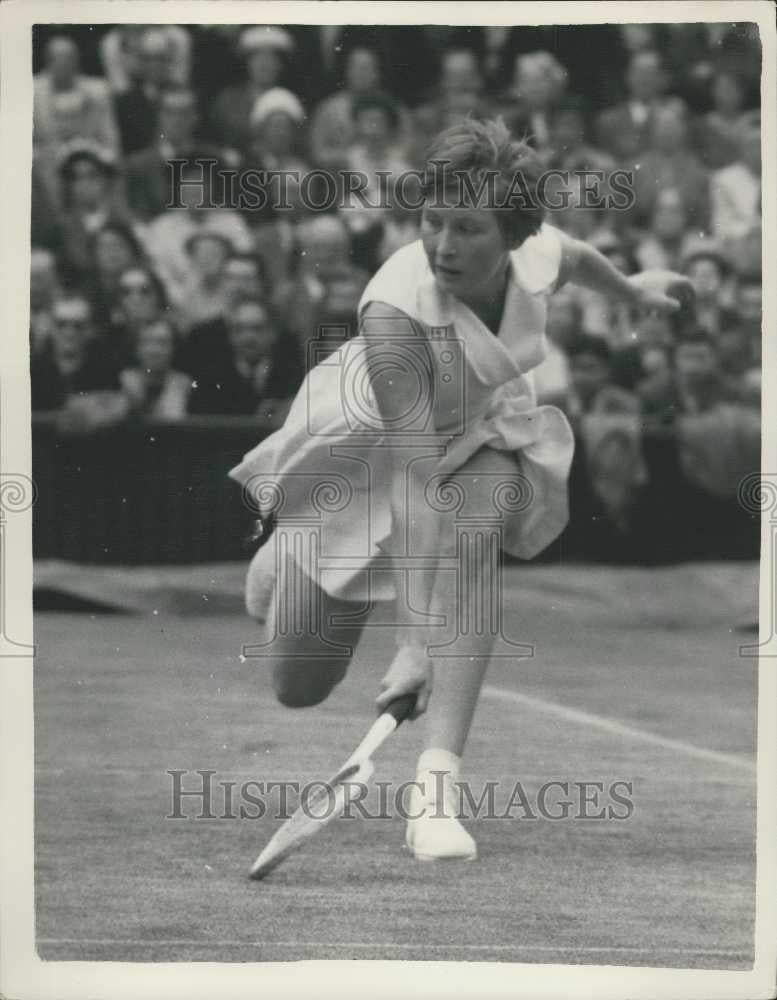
[421,205,510,302]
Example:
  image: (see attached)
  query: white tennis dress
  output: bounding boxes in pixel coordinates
[229,223,575,616]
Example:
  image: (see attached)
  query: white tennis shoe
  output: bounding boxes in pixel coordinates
[405,761,477,861]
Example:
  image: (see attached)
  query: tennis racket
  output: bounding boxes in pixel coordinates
[249,693,417,879]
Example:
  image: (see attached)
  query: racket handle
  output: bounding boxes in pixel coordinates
[382,693,417,726]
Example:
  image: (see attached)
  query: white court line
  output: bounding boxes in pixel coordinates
[35,938,749,959]
[482,686,756,773]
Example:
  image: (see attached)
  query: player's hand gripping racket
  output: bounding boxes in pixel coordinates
[249,693,417,879]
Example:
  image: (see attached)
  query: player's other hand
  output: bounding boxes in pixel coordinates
[629,270,695,314]
[376,645,433,719]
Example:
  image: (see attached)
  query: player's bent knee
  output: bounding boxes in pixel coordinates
[271,657,350,708]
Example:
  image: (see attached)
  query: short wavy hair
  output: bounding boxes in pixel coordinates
[421,117,545,248]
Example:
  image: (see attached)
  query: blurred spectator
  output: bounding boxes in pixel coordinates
[663,22,761,111]
[31,295,120,410]
[187,298,303,419]
[100,25,191,95]
[33,35,119,155]
[565,334,640,419]
[680,237,731,336]
[595,50,685,161]
[310,47,383,171]
[710,115,761,245]
[275,215,369,356]
[612,311,676,393]
[246,87,310,214]
[176,232,233,329]
[634,188,693,272]
[54,142,133,288]
[413,49,490,162]
[631,106,709,229]
[494,51,568,150]
[141,160,253,305]
[638,326,729,422]
[545,96,615,172]
[178,252,268,375]
[30,249,61,360]
[341,91,413,265]
[123,88,236,222]
[734,274,762,345]
[85,221,146,329]
[107,266,169,370]
[113,28,179,154]
[120,319,191,420]
[532,291,581,408]
[695,70,750,168]
[207,26,295,151]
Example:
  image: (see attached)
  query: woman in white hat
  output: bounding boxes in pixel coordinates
[230,117,691,861]
[208,26,296,151]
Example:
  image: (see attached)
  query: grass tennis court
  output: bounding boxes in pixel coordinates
[34,560,757,967]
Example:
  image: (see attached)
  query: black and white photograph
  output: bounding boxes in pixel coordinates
[0,2,775,998]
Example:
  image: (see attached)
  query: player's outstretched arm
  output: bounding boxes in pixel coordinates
[557,232,695,315]
[360,300,437,719]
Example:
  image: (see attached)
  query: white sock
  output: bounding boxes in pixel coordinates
[416,747,462,782]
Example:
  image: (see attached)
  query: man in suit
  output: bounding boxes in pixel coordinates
[187,298,303,420]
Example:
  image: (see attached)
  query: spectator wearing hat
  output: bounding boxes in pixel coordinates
[142,159,253,306]
[187,298,303,420]
[120,319,192,420]
[54,142,135,289]
[123,87,237,222]
[207,26,296,152]
[113,28,181,154]
[33,35,119,155]
[246,86,309,181]
[243,86,312,284]
[710,115,761,246]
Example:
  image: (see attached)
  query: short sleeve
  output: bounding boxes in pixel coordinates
[511,223,563,296]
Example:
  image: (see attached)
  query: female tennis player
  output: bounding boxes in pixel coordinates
[230,118,691,861]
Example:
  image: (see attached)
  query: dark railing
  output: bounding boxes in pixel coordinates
[32,414,759,565]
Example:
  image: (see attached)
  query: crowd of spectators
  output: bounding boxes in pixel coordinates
[30,22,762,475]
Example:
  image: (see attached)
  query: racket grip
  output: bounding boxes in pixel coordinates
[382,693,417,726]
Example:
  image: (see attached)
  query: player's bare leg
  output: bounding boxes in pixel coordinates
[406,448,510,860]
[255,554,366,708]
